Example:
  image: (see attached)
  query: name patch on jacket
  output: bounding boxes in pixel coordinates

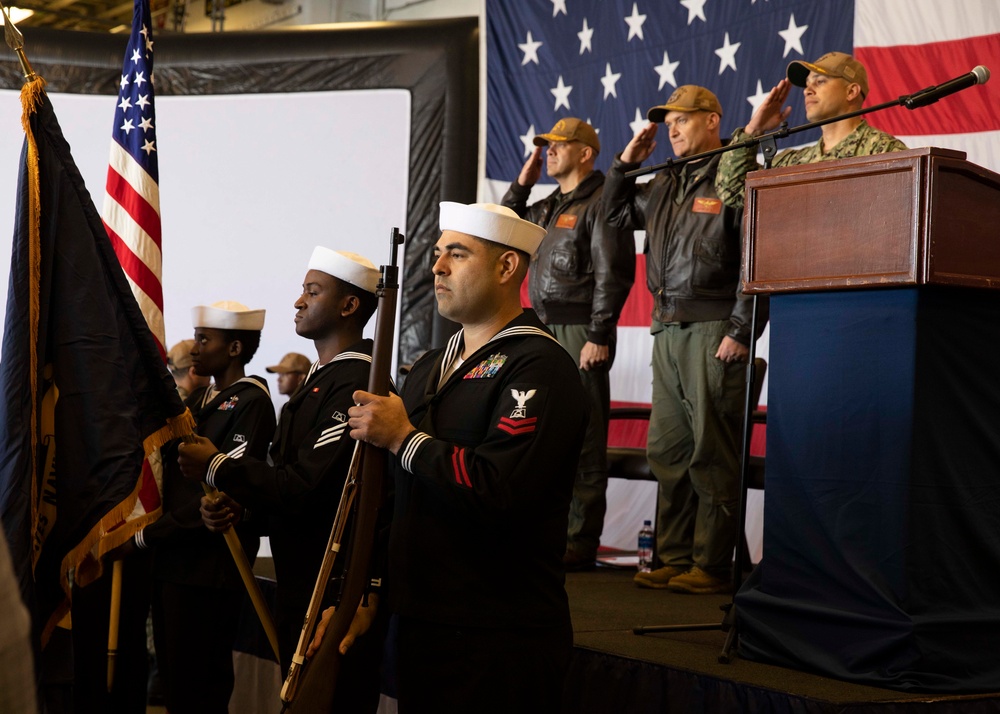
[218,396,239,411]
[692,198,722,214]
[555,213,578,229]
[464,353,507,379]
[497,388,538,435]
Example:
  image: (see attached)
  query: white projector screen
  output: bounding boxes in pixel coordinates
[0,88,411,409]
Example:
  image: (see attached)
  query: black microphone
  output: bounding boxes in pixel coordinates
[903,66,991,109]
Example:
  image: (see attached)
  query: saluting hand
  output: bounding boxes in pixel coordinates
[621,122,658,164]
[745,78,792,136]
[517,145,544,187]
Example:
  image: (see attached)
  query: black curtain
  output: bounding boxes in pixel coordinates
[1,19,480,370]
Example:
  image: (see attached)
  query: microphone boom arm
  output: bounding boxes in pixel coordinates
[625,66,990,179]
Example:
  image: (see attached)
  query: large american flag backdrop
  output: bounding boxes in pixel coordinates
[101,0,164,533]
[484,0,1000,549]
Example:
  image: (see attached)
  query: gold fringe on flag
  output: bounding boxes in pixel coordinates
[40,408,197,645]
[60,408,197,590]
[20,75,46,580]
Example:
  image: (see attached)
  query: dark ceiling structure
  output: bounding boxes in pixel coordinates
[10,0,199,34]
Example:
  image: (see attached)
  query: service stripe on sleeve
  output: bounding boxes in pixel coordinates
[206,452,228,488]
[451,447,472,488]
[400,431,432,472]
[314,422,349,449]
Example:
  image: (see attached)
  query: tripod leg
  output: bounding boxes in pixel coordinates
[717,601,738,663]
[633,622,723,635]
[717,294,761,665]
[719,626,738,664]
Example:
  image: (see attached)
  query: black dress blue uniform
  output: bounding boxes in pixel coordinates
[144,376,275,714]
[390,310,589,713]
[206,341,383,711]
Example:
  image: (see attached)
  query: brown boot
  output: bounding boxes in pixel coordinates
[666,566,731,594]
[633,565,685,589]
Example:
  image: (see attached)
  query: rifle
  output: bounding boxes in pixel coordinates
[280,227,404,712]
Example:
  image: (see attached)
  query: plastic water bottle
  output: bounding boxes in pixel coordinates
[637,520,654,573]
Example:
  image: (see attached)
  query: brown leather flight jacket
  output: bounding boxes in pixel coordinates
[602,151,756,345]
[502,171,635,346]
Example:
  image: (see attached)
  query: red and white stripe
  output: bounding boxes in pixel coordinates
[854,0,1000,176]
[102,110,164,523]
[103,140,165,358]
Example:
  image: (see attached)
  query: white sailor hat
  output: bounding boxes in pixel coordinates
[307,247,380,294]
[191,301,265,331]
[439,202,546,255]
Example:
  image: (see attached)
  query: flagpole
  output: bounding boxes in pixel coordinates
[200,483,281,662]
[106,560,123,692]
[0,1,38,83]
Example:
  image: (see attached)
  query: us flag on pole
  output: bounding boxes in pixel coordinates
[102,0,165,529]
[103,0,163,358]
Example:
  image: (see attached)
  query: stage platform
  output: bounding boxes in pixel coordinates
[206,559,1000,712]
[563,567,1000,713]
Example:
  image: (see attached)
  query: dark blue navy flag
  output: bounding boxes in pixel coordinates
[486,0,852,181]
[0,80,192,645]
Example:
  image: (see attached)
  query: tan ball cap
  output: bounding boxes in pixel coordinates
[166,339,195,371]
[533,117,600,153]
[787,51,869,96]
[647,85,723,123]
[266,352,312,374]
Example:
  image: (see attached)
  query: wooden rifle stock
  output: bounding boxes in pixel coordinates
[282,228,404,713]
[278,443,361,703]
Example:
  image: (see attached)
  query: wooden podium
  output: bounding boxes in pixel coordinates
[743,147,1000,293]
[733,148,1000,693]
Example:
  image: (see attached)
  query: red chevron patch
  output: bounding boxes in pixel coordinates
[497,416,537,436]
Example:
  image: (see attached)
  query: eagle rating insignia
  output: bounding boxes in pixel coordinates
[497,389,538,435]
